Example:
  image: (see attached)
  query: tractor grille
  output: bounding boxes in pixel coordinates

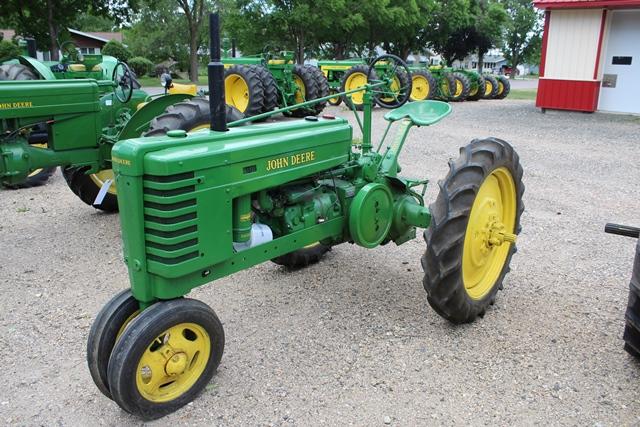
[143,172,200,265]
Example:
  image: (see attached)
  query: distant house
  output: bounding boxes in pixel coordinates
[0,28,123,61]
[451,52,508,74]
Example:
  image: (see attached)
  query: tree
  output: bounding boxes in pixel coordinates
[424,0,475,64]
[0,39,21,61]
[176,0,209,82]
[102,39,132,61]
[501,0,542,78]
[472,0,507,72]
[1,1,136,61]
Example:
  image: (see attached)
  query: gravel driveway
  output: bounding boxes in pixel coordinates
[1,99,638,426]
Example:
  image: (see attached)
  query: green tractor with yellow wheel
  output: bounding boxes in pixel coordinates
[319,59,411,110]
[84,13,525,420]
[0,59,220,212]
[222,51,329,118]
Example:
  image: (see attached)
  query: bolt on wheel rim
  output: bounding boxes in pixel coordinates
[462,167,517,300]
[90,170,117,195]
[135,322,211,403]
[345,72,367,104]
[225,75,250,112]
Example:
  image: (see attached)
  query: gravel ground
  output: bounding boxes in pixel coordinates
[1,99,639,426]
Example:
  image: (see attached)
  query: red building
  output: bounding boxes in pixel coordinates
[534,0,640,114]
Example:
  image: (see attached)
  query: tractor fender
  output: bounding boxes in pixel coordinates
[18,56,56,80]
[116,93,195,141]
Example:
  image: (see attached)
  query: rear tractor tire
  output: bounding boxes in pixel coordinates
[307,65,330,115]
[272,242,331,269]
[0,65,57,189]
[410,69,437,101]
[288,64,321,118]
[466,75,486,102]
[253,65,279,115]
[495,76,511,100]
[623,239,640,359]
[422,138,524,324]
[340,65,371,111]
[449,72,471,102]
[482,75,499,99]
[64,98,243,212]
[224,65,265,117]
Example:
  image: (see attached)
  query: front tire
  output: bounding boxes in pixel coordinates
[422,138,524,323]
[107,299,225,420]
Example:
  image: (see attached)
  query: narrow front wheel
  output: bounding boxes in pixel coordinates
[107,298,225,420]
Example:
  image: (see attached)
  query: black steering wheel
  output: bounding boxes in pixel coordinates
[366,54,412,109]
[112,62,134,103]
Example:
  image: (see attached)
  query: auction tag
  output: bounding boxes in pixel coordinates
[93,179,113,207]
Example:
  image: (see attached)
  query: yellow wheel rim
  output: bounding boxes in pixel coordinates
[484,81,493,96]
[497,81,504,95]
[224,74,250,112]
[410,75,430,101]
[293,75,306,104]
[440,80,451,96]
[454,79,464,97]
[344,72,367,105]
[462,167,517,300]
[116,310,140,341]
[469,85,478,96]
[89,169,117,195]
[136,322,211,403]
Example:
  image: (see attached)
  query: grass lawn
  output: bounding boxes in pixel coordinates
[508,89,537,100]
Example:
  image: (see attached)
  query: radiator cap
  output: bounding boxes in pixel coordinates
[167,129,187,138]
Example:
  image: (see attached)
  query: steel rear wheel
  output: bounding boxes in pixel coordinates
[107,298,225,420]
[422,138,524,323]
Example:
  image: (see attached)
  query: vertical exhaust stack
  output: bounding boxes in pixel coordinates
[209,12,227,132]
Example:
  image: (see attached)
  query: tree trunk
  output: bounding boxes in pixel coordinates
[509,52,519,79]
[477,48,484,73]
[296,32,305,64]
[47,0,59,61]
[189,24,199,83]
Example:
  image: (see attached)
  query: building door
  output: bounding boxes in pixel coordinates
[598,11,640,114]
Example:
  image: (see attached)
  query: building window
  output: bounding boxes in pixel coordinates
[80,47,96,55]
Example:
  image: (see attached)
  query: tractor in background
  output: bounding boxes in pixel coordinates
[319,59,410,110]
[0,38,131,188]
[0,60,214,211]
[222,50,329,118]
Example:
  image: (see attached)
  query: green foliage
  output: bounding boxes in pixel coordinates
[72,12,117,31]
[0,40,21,61]
[124,0,190,69]
[1,1,137,60]
[102,40,132,62]
[128,56,154,76]
[501,0,542,76]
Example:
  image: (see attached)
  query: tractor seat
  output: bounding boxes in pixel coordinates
[68,64,87,72]
[384,100,452,126]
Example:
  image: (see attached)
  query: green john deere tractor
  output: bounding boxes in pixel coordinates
[83,13,525,419]
[0,59,218,211]
[222,50,329,118]
[319,59,411,110]
[0,38,130,188]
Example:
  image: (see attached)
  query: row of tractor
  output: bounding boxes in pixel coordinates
[219,53,511,119]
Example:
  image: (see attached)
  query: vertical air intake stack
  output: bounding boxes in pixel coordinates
[208,12,227,131]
